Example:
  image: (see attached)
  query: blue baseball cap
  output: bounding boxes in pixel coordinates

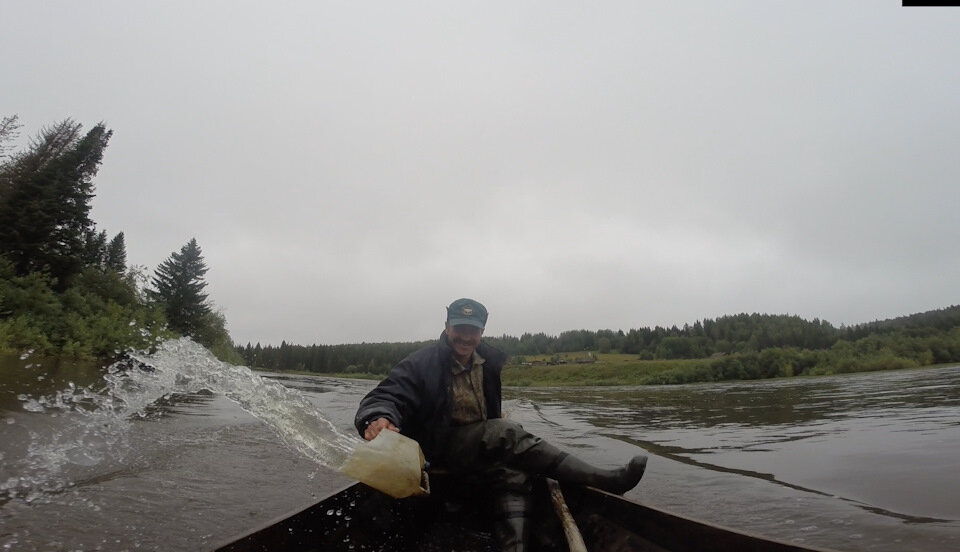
[446,298,488,329]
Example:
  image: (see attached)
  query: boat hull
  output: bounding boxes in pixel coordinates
[214,476,833,552]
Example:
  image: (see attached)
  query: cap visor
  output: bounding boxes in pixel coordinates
[447,318,484,328]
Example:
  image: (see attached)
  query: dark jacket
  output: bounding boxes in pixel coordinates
[354,331,508,463]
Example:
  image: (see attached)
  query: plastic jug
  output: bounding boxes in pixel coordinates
[339,430,429,498]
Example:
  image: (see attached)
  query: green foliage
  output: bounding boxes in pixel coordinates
[0,117,239,364]
[656,336,698,359]
[597,337,612,354]
[147,238,241,363]
[490,314,841,361]
[105,232,127,273]
[0,120,112,288]
[501,357,716,386]
[0,257,169,358]
[150,238,212,338]
[0,116,165,360]
[193,310,243,364]
[843,306,960,339]
[79,229,128,274]
[238,340,431,374]
[246,306,960,385]
[0,115,21,161]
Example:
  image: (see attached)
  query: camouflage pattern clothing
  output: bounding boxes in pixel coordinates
[449,351,487,425]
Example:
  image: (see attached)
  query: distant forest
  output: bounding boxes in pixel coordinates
[237,305,960,382]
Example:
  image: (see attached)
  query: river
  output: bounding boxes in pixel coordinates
[1,339,958,551]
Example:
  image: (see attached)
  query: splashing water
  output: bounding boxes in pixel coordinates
[3,338,362,504]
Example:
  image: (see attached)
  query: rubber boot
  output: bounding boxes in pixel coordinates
[550,453,648,495]
[494,491,530,552]
[464,420,647,495]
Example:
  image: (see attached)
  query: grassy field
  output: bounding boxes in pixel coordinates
[501,353,715,386]
[268,351,946,387]
[268,353,715,386]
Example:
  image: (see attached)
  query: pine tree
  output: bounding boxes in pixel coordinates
[0,119,112,287]
[0,115,21,165]
[105,232,127,273]
[82,229,108,268]
[151,238,212,337]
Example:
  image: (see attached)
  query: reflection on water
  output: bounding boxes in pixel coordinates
[516,368,960,430]
[262,374,336,395]
[509,366,960,525]
[0,354,102,412]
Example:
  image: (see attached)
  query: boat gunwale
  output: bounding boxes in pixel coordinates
[212,478,841,552]
[563,483,839,552]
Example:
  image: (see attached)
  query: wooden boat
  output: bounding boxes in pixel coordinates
[213,474,835,552]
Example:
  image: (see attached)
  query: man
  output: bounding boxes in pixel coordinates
[355,298,647,552]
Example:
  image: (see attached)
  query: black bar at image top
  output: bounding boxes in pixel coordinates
[902,1,960,6]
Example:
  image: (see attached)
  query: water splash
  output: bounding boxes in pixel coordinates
[3,338,362,503]
[123,338,362,466]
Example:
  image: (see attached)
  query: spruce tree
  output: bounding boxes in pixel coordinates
[0,119,112,287]
[0,115,21,165]
[105,232,127,273]
[82,229,108,268]
[151,238,212,337]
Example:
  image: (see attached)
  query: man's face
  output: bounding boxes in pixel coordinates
[446,322,483,361]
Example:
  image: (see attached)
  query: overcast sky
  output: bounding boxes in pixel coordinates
[3,1,958,346]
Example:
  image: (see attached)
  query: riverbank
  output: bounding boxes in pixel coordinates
[259,354,958,388]
[502,355,714,386]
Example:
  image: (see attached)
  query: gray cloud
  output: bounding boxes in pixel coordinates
[3,1,957,346]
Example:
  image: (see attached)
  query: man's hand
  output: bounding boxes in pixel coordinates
[364,417,399,441]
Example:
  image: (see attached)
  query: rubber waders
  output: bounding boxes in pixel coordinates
[494,492,530,552]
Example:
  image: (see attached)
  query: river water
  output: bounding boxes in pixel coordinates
[1,339,958,551]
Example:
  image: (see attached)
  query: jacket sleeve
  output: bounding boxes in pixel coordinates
[354,358,423,437]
